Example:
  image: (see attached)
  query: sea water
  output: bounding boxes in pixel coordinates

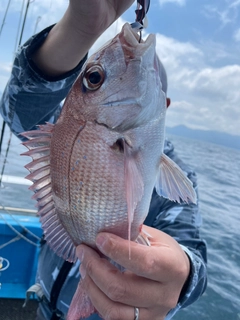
[0,127,240,320]
[169,135,240,320]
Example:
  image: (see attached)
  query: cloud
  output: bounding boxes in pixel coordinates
[0,62,13,94]
[230,0,240,9]
[233,28,240,42]
[0,63,12,73]
[0,0,67,12]
[0,0,19,12]
[31,0,68,30]
[203,5,231,26]
[153,33,240,135]
[159,0,186,6]
[0,74,9,95]
[203,2,240,27]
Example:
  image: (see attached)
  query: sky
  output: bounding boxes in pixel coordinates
[0,0,240,135]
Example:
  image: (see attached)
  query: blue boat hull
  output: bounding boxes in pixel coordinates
[0,213,42,299]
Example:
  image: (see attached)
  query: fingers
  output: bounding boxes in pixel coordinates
[94,232,182,282]
[77,245,162,308]
[81,275,147,320]
[75,227,189,320]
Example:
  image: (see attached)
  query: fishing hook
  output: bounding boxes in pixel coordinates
[131,0,151,42]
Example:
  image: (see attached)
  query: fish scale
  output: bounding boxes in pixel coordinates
[67,122,130,244]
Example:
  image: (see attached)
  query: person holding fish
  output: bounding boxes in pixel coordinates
[0,1,207,320]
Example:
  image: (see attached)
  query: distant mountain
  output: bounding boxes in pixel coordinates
[166,125,240,150]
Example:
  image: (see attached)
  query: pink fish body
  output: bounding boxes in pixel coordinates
[22,23,196,319]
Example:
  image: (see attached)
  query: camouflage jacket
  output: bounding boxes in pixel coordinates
[0,26,207,320]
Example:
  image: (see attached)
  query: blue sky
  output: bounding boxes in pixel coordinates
[0,0,240,135]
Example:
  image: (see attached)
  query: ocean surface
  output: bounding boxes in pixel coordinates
[0,126,240,320]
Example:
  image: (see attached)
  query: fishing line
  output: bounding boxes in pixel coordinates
[0,120,6,155]
[0,0,16,158]
[33,15,41,34]
[0,212,40,247]
[0,0,39,253]
[0,235,21,250]
[0,0,12,39]
[18,0,32,48]
[13,0,26,58]
[0,131,12,186]
[0,0,32,168]
[0,204,40,241]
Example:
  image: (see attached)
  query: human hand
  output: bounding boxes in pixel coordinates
[76,226,190,320]
[33,0,134,77]
[68,0,135,38]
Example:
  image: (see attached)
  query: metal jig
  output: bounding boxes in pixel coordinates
[131,0,150,42]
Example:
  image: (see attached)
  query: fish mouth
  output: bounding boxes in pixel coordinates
[119,23,155,53]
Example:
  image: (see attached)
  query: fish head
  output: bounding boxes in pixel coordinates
[61,23,167,132]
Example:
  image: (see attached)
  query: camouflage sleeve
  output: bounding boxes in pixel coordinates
[0,25,87,138]
[144,139,207,319]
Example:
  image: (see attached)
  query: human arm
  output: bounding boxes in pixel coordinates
[0,0,134,135]
[31,0,135,77]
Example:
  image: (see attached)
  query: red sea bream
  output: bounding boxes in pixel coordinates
[22,23,196,319]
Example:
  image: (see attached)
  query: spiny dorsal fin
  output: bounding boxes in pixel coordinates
[21,123,77,262]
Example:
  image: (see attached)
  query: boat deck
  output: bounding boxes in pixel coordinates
[0,298,38,320]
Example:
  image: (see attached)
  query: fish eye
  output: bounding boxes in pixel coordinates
[83,65,105,91]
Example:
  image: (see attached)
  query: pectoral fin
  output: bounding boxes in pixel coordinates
[124,141,144,243]
[155,153,197,204]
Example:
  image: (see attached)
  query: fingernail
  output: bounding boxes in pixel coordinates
[80,263,86,279]
[96,234,108,252]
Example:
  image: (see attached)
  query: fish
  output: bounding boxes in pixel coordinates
[21,23,196,319]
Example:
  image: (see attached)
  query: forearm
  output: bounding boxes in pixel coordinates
[31,7,97,77]
[0,25,87,137]
[31,0,135,77]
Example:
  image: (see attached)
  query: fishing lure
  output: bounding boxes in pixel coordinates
[131,0,150,30]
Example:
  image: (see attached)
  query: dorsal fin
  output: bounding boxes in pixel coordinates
[21,124,77,262]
